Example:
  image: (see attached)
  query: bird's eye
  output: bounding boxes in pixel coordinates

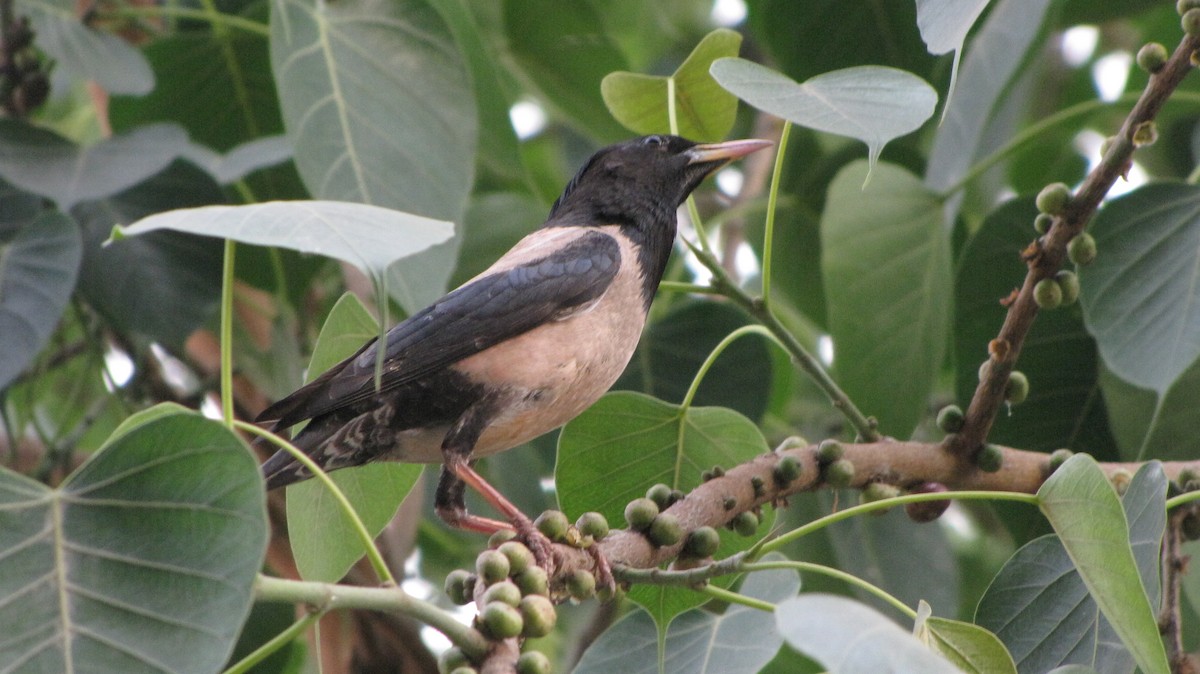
[642,135,667,149]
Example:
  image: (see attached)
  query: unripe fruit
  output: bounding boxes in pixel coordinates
[482,580,522,607]
[647,513,683,547]
[1068,232,1097,266]
[445,569,474,605]
[480,601,524,639]
[514,567,549,597]
[773,455,803,484]
[862,482,901,503]
[817,439,844,462]
[499,541,535,576]
[682,526,721,558]
[1034,278,1062,310]
[1111,469,1132,495]
[778,435,808,451]
[976,444,1004,473]
[566,569,596,600]
[448,667,478,674]
[534,510,569,541]
[1048,448,1074,473]
[476,550,510,586]
[488,529,517,547]
[978,359,992,382]
[1056,270,1080,305]
[1036,182,1071,216]
[575,511,609,541]
[519,595,557,638]
[904,482,951,523]
[516,652,552,674]
[646,483,673,510]
[438,646,469,674]
[1180,0,1200,14]
[936,405,965,433]
[1034,213,1053,235]
[1005,371,1029,405]
[624,497,659,531]
[825,458,855,487]
[1184,8,1200,37]
[1137,42,1169,73]
[730,511,759,537]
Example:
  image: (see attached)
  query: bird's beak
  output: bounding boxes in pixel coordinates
[685,139,774,168]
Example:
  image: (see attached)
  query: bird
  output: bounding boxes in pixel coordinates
[257,134,772,564]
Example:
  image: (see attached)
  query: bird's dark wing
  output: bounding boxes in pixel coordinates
[256,230,622,430]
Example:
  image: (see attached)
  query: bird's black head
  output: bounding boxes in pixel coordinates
[546,135,771,306]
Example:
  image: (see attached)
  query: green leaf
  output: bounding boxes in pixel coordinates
[556,391,772,625]
[977,462,1167,673]
[20,0,154,95]
[601,28,742,141]
[180,136,294,185]
[1036,455,1169,674]
[574,563,797,674]
[1080,183,1200,395]
[914,0,991,115]
[270,0,476,311]
[955,199,1116,455]
[710,59,936,174]
[1138,356,1200,461]
[286,293,421,582]
[0,412,267,673]
[115,200,454,282]
[71,161,226,349]
[106,402,195,445]
[0,211,81,391]
[615,299,774,421]
[502,0,630,142]
[915,601,1016,674]
[776,594,960,674]
[821,160,950,437]
[0,121,188,210]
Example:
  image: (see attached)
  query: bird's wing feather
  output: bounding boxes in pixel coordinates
[256,230,622,429]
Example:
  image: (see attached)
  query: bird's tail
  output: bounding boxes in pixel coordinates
[260,448,315,490]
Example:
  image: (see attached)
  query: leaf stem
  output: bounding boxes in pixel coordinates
[760,121,790,309]
[220,239,236,426]
[234,421,396,585]
[697,583,775,612]
[742,560,915,619]
[658,281,723,296]
[1166,489,1200,511]
[221,609,324,674]
[679,325,783,411]
[101,5,271,37]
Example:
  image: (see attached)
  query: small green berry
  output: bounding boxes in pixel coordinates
[499,541,535,576]
[480,601,524,639]
[817,439,844,462]
[773,455,803,484]
[575,512,609,541]
[1056,270,1080,305]
[488,529,517,548]
[534,510,569,542]
[624,497,659,531]
[1034,213,1054,235]
[975,444,1004,473]
[1005,371,1029,405]
[730,511,759,537]
[445,569,474,605]
[476,549,510,586]
[825,458,855,488]
[1111,469,1133,495]
[513,566,549,597]
[1184,7,1200,36]
[722,496,737,511]
[1068,232,1097,266]
[681,526,721,558]
[1180,0,1200,14]
[750,475,766,496]
[516,651,552,674]
[438,646,469,674]
[647,513,683,547]
[448,666,478,674]
[1048,448,1074,473]
[1137,42,1169,73]
[904,482,951,523]
[778,435,808,451]
[862,482,901,503]
[978,359,992,382]
[566,569,596,600]
[482,580,522,607]
[1034,278,1062,310]
[518,594,557,638]
[1036,182,1072,216]
[646,483,673,509]
[936,404,965,433]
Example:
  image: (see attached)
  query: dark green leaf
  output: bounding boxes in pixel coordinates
[1138,356,1200,461]
[22,0,154,94]
[0,411,267,674]
[0,211,81,391]
[821,160,950,437]
[0,121,187,210]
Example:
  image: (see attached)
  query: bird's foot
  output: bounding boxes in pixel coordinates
[509,512,557,574]
[584,544,617,598]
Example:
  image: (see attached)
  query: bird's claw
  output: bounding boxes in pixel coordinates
[585,544,617,597]
[511,514,557,574]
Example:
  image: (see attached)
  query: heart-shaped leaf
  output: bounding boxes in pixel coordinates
[0,408,267,674]
[602,28,742,141]
[915,0,991,116]
[711,58,936,175]
[22,0,154,95]
[285,293,422,582]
